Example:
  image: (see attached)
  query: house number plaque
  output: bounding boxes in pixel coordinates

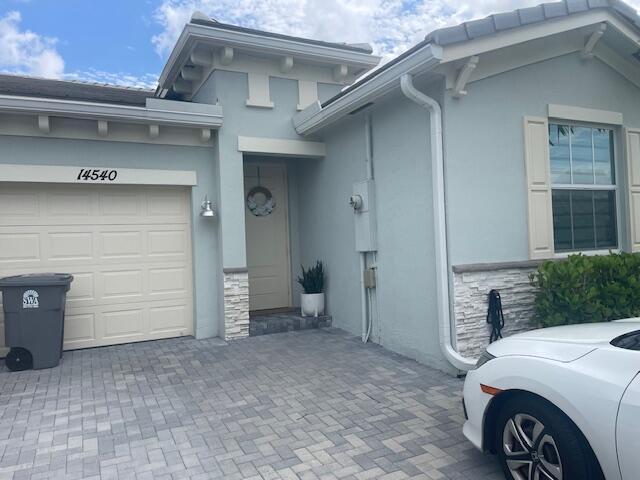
[76,168,118,182]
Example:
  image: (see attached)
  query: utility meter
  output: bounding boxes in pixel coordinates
[352,180,377,252]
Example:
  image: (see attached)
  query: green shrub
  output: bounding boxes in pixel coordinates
[297,261,325,294]
[529,252,640,327]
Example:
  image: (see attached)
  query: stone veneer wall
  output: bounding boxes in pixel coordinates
[453,262,540,359]
[223,269,250,340]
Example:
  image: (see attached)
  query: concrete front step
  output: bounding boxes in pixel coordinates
[249,310,332,336]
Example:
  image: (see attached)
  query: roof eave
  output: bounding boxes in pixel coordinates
[157,22,381,96]
[157,26,193,95]
[293,43,443,135]
[0,94,224,129]
[294,6,640,136]
[440,8,640,64]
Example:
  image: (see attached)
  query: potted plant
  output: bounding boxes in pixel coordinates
[297,261,325,317]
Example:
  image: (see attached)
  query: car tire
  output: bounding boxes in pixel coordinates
[495,395,602,480]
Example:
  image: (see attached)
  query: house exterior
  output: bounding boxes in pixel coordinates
[1,0,639,374]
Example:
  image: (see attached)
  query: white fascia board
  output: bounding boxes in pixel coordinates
[158,23,381,92]
[186,25,380,67]
[293,44,443,135]
[441,10,640,64]
[0,94,223,129]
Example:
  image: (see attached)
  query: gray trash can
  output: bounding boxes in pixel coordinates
[0,273,73,370]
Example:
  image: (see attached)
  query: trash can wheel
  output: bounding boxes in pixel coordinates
[6,347,33,372]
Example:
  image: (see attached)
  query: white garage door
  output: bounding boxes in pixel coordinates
[0,183,194,352]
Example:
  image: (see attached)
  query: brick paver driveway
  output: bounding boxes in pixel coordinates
[0,329,503,480]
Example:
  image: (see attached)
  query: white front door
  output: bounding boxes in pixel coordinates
[244,164,291,311]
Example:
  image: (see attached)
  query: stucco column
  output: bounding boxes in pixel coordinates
[217,135,250,340]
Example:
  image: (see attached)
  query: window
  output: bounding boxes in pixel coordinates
[611,331,640,351]
[548,123,617,252]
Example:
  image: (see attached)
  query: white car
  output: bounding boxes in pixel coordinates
[463,321,640,480]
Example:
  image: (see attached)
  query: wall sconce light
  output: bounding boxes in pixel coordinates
[200,195,217,218]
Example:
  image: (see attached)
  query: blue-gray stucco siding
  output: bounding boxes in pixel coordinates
[299,79,451,371]
[0,136,221,339]
[444,52,640,266]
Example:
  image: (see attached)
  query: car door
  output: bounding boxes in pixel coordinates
[618,373,640,479]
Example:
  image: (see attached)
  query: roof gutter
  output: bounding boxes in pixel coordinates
[293,43,444,135]
[0,94,223,129]
[399,74,476,372]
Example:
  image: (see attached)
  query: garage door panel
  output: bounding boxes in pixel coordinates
[149,267,187,295]
[147,190,189,217]
[64,312,96,347]
[99,192,142,216]
[66,273,95,303]
[46,192,92,216]
[101,269,143,299]
[0,217,189,227]
[0,233,40,263]
[102,308,145,339]
[150,304,189,334]
[48,232,94,260]
[0,183,193,351]
[0,191,39,216]
[148,230,188,257]
[100,231,143,259]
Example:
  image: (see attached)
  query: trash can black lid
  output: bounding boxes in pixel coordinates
[0,273,74,287]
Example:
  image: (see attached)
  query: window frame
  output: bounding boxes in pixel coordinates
[548,119,622,256]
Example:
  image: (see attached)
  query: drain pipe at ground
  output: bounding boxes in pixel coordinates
[399,74,476,371]
[360,252,368,342]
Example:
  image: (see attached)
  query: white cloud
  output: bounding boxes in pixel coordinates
[153,0,564,57]
[0,10,64,78]
[0,11,157,88]
[152,0,640,61]
[64,69,158,89]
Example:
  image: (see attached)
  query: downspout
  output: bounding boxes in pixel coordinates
[399,74,476,371]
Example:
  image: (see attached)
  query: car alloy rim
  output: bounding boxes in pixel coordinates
[502,413,563,480]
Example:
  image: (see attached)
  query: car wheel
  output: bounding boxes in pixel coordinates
[495,395,600,480]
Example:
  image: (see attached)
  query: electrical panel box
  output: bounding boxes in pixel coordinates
[363,267,377,288]
[352,180,377,252]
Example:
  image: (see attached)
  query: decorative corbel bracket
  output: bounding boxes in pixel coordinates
[582,23,607,59]
[451,56,479,98]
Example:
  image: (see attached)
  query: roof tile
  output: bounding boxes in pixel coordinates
[491,11,522,30]
[0,74,154,106]
[542,2,569,18]
[518,5,547,24]
[565,0,590,13]
[464,17,497,39]
[430,24,470,45]
[424,0,640,46]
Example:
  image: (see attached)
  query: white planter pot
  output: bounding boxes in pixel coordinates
[300,293,325,317]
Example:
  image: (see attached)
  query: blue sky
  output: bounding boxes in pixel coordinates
[0,0,165,87]
[1,0,638,89]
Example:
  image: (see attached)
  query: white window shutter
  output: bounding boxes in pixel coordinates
[626,128,640,252]
[523,116,554,259]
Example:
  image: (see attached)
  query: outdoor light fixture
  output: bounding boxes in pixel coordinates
[200,195,217,218]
